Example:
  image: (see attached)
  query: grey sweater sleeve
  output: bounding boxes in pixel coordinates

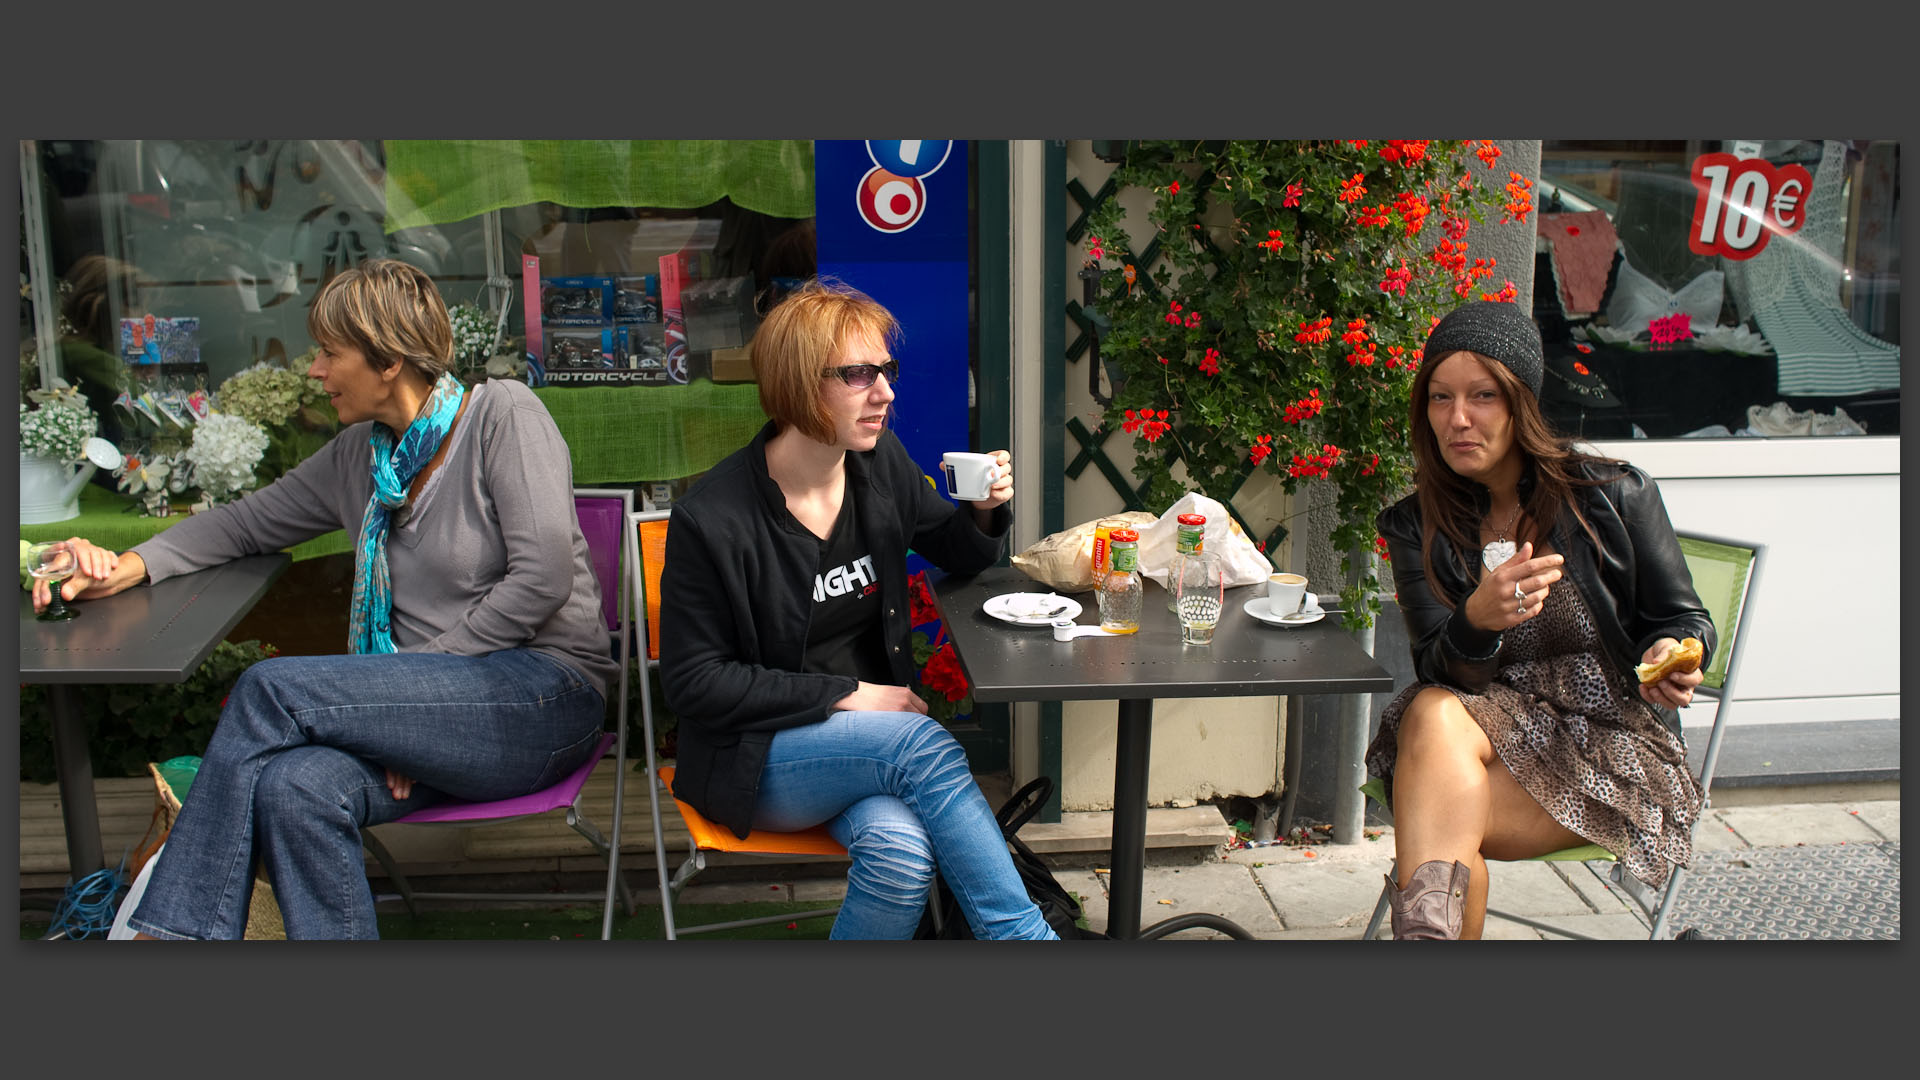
[130,429,359,583]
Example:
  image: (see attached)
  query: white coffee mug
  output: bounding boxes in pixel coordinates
[941,452,998,501]
[1268,572,1309,614]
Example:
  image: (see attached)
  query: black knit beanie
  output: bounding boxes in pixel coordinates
[1424,300,1543,398]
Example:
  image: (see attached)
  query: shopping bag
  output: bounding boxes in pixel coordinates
[1135,492,1273,590]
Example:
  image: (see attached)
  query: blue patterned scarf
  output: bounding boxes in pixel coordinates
[347,372,466,654]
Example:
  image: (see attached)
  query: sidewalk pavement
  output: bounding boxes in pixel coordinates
[666,796,1900,940]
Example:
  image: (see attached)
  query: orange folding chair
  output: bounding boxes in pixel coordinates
[627,508,846,937]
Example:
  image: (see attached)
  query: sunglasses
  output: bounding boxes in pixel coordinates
[822,360,900,389]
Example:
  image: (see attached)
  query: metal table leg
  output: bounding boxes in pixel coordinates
[1107,699,1152,940]
[1109,698,1256,941]
[48,684,105,878]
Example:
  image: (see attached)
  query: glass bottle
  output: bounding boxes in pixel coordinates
[1098,527,1142,634]
[1167,513,1206,611]
[1173,516,1223,645]
[1091,516,1130,583]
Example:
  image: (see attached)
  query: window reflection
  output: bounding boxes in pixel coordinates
[1534,139,1897,439]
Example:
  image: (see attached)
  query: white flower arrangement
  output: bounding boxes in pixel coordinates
[182,412,269,504]
[19,397,98,461]
[448,303,499,370]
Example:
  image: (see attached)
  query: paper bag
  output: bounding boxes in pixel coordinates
[1135,493,1273,589]
[1009,511,1156,594]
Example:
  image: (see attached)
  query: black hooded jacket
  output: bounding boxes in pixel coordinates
[658,421,1010,839]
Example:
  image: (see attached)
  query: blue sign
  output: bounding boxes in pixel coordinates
[815,139,973,571]
[866,140,953,180]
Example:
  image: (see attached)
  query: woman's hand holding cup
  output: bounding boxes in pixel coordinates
[1466,541,1564,632]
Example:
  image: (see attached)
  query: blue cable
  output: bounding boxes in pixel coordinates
[47,858,127,940]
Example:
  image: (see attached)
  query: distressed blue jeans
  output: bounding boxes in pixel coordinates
[751,710,1058,940]
[128,648,604,940]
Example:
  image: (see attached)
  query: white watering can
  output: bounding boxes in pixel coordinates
[19,439,123,525]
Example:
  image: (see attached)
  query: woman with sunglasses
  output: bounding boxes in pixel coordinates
[658,279,1057,939]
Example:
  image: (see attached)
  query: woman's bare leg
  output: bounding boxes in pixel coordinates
[1390,687,1587,939]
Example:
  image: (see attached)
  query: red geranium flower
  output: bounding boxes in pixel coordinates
[907,570,938,627]
[1292,316,1334,346]
[1282,183,1303,208]
[1337,173,1367,204]
[1249,433,1274,466]
[1378,260,1413,296]
[920,642,970,702]
[1282,388,1323,424]
[1200,348,1223,376]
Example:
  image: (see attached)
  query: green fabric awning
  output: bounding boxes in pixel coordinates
[534,380,768,484]
[382,140,815,232]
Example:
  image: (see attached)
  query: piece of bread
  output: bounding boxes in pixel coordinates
[1635,637,1704,684]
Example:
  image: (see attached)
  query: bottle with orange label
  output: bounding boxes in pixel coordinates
[1097,527,1143,634]
[1090,516,1129,582]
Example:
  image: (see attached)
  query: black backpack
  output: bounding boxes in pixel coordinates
[915,776,1108,940]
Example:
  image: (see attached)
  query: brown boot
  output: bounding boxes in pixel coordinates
[1385,859,1470,940]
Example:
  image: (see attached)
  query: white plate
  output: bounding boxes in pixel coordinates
[984,592,1084,626]
[1244,595,1326,627]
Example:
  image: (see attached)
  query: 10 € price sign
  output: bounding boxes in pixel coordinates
[1688,153,1814,261]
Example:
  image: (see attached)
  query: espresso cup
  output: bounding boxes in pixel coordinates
[1268,572,1309,614]
[941,452,998,501]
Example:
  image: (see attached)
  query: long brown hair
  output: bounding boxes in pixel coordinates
[1409,349,1622,605]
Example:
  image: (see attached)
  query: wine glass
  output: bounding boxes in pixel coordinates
[27,541,80,622]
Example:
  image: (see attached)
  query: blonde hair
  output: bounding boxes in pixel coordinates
[306,259,453,380]
[751,278,899,443]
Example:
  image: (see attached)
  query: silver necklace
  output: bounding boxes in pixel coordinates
[1482,503,1521,571]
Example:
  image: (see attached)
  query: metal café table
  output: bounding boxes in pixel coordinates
[19,553,290,879]
[934,565,1395,940]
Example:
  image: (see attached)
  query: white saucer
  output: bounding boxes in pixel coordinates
[1244,595,1326,627]
[984,592,1084,626]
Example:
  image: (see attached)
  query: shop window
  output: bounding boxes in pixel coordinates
[21,140,815,510]
[1534,139,1898,439]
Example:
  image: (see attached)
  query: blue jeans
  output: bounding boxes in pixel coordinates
[128,648,605,940]
[751,711,1058,940]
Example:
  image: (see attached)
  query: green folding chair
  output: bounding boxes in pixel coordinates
[1360,530,1764,940]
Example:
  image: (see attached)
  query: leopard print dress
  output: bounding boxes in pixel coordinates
[1367,578,1703,889]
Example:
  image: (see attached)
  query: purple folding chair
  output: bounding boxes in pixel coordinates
[359,488,638,938]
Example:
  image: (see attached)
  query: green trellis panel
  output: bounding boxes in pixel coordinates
[1061,152,1285,563]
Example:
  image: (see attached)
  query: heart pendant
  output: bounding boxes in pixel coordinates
[1482,540,1517,571]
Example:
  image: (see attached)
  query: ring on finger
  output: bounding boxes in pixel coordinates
[1513,582,1525,602]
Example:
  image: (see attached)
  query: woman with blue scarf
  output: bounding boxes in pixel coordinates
[33,260,616,939]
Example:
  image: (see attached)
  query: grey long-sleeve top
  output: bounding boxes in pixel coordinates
[131,379,619,702]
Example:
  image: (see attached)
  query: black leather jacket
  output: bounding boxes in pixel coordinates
[1376,461,1714,697]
